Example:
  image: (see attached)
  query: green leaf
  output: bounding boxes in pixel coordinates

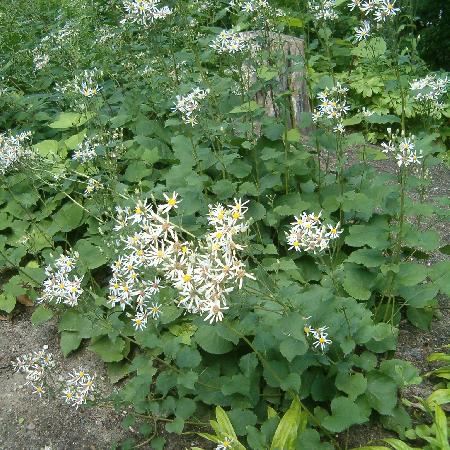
[321,396,369,433]
[395,263,428,287]
[257,66,279,81]
[0,293,16,313]
[382,438,416,450]
[427,389,450,406]
[346,249,385,267]
[52,202,84,232]
[211,180,236,200]
[335,372,367,400]
[365,372,398,415]
[64,130,87,150]
[407,306,434,330]
[228,409,258,437]
[270,397,305,450]
[430,261,450,295]
[89,336,126,362]
[74,239,109,269]
[165,417,184,434]
[107,361,131,383]
[227,159,252,178]
[345,219,389,249]
[280,337,308,362]
[175,398,196,420]
[33,140,59,157]
[31,306,54,325]
[171,135,195,167]
[221,374,251,396]
[195,325,234,354]
[60,331,82,356]
[342,264,375,300]
[215,406,239,441]
[229,101,261,114]
[49,112,94,129]
[351,37,387,59]
[175,347,202,368]
[379,359,421,387]
[366,114,401,124]
[434,403,450,450]
[285,128,300,142]
[59,310,94,338]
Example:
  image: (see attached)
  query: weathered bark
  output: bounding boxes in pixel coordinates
[243,31,310,130]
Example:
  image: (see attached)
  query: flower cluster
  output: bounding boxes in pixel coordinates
[303,318,333,351]
[286,211,342,254]
[354,21,371,42]
[308,0,338,21]
[12,346,56,398]
[33,52,50,71]
[13,348,96,409]
[121,0,172,26]
[62,368,96,409]
[172,87,210,126]
[84,178,103,197]
[210,30,254,54]
[215,437,234,450]
[312,82,350,133]
[0,131,33,175]
[348,0,399,22]
[72,137,100,162]
[228,0,285,21]
[56,68,102,99]
[109,194,254,329]
[37,252,84,307]
[410,74,448,116]
[229,0,269,13]
[381,131,422,168]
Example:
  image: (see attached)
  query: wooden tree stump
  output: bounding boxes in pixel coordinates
[243,32,311,130]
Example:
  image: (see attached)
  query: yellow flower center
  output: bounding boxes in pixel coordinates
[168,197,176,206]
[183,274,192,283]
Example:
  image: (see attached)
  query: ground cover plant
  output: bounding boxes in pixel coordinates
[0,0,449,448]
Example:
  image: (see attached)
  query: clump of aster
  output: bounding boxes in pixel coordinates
[303,318,333,351]
[0,131,33,175]
[108,194,254,328]
[172,87,210,126]
[286,211,342,254]
[72,137,100,163]
[228,0,285,22]
[308,0,338,21]
[121,0,172,26]
[381,130,422,168]
[33,51,50,71]
[12,345,56,398]
[56,68,102,99]
[353,20,371,42]
[62,368,96,409]
[84,178,103,197]
[348,0,399,22]
[210,30,255,54]
[37,251,84,307]
[312,82,350,133]
[410,74,448,117]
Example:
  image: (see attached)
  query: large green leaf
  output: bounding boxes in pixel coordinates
[49,112,94,129]
[89,336,126,362]
[194,325,234,354]
[270,397,305,450]
[321,396,369,432]
[31,305,54,325]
